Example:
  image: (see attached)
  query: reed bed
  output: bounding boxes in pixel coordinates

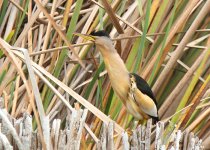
[0,0,209,149]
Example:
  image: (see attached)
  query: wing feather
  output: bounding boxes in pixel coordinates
[131,73,157,105]
[130,73,159,121]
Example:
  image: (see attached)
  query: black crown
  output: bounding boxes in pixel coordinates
[90,30,110,37]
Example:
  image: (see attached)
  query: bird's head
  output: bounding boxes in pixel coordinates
[74,30,114,53]
[89,30,111,46]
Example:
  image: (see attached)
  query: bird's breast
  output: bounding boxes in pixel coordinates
[103,55,130,100]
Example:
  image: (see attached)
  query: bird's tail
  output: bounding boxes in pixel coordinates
[151,116,159,123]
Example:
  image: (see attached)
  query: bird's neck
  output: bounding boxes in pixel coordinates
[97,45,130,99]
[103,52,128,75]
[97,45,128,74]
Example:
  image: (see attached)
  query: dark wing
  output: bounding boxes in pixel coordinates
[131,73,157,105]
[131,73,159,121]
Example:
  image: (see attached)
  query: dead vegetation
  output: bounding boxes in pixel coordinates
[0,0,209,149]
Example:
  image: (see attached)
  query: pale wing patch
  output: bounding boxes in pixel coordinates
[133,89,158,117]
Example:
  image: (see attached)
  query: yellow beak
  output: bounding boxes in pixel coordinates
[73,33,96,41]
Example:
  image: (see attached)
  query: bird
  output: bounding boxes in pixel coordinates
[74,30,159,122]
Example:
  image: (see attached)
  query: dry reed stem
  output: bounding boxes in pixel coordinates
[159,50,207,118]
[12,49,124,134]
[142,0,200,79]
[17,47,50,149]
[152,0,210,94]
[0,0,209,149]
[11,73,21,117]
[14,0,48,46]
[38,0,57,67]
[101,0,124,33]
[181,75,210,127]
[0,109,23,149]
[33,0,85,69]
[0,38,47,149]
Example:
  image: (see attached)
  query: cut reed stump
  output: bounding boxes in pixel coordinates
[0,108,204,150]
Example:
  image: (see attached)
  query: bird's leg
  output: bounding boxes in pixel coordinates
[137,119,146,125]
[125,128,133,137]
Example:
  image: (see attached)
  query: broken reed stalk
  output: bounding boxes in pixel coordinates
[0,107,204,150]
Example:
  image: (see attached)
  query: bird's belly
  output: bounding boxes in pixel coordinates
[103,58,148,119]
[106,63,130,100]
[109,73,129,100]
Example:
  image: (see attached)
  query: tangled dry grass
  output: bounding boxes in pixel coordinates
[0,0,209,149]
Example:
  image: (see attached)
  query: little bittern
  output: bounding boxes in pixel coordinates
[75,30,159,121]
